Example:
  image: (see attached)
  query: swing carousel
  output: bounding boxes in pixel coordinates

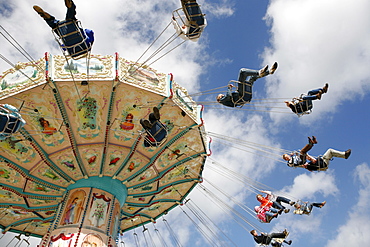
[0,52,210,247]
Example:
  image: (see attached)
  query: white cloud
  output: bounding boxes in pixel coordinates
[281,171,339,200]
[202,0,235,19]
[262,0,370,123]
[325,163,370,247]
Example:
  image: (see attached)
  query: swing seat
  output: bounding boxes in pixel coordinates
[143,121,168,147]
[291,96,313,116]
[0,106,26,139]
[172,0,207,41]
[229,80,253,107]
[53,20,92,59]
[259,215,274,223]
[273,232,289,244]
[315,156,328,171]
[293,201,312,215]
[304,156,328,172]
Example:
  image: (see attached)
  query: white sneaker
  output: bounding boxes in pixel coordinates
[269,62,278,74]
[259,65,269,77]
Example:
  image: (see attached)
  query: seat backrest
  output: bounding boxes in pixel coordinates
[293,99,313,113]
[144,121,168,147]
[183,2,206,26]
[54,20,91,59]
[0,114,9,132]
[0,113,21,134]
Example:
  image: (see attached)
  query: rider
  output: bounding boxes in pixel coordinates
[217,63,278,107]
[256,190,295,213]
[283,136,317,168]
[33,0,94,58]
[140,107,167,147]
[285,83,329,114]
[250,229,292,246]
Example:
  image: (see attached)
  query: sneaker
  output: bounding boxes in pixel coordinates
[140,119,152,129]
[320,201,326,208]
[153,107,160,120]
[289,201,295,206]
[345,149,351,159]
[65,0,74,8]
[259,65,269,77]
[269,62,278,74]
[33,5,51,19]
[323,83,329,93]
[316,92,322,100]
[286,240,292,245]
[283,229,289,237]
[284,208,290,213]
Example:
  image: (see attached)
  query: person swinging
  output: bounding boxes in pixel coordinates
[33,0,94,59]
[285,83,329,115]
[217,62,278,107]
[140,107,168,147]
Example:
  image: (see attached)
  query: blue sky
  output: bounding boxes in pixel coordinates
[1,0,370,246]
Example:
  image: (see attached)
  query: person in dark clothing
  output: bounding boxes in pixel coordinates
[140,107,167,147]
[283,136,317,168]
[250,229,292,246]
[216,63,278,107]
[285,83,329,114]
[33,0,94,58]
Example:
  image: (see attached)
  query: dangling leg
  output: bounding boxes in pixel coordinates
[33,6,59,29]
[300,144,312,155]
[237,68,259,102]
[284,240,292,245]
[237,68,260,84]
[304,88,323,100]
[148,107,160,124]
[322,83,329,93]
[276,196,295,206]
[312,201,326,208]
[322,148,345,160]
[269,232,286,239]
[65,0,77,20]
[140,119,152,130]
[272,201,284,210]
[265,210,278,218]
[300,136,317,159]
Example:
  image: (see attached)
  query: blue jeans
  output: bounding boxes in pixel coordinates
[273,196,292,210]
[302,88,322,101]
[265,207,279,217]
[237,68,259,102]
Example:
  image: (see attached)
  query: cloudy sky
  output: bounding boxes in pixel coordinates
[1,0,370,246]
